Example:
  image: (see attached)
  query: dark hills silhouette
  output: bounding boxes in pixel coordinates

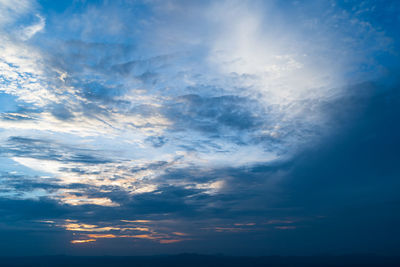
[0,254,399,267]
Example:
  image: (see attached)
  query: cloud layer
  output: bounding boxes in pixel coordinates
[0,0,399,256]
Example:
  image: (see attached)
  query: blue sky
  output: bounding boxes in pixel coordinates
[0,0,399,256]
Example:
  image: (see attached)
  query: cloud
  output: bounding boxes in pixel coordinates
[164,94,264,133]
[19,14,45,40]
[0,0,34,26]
[0,0,399,256]
[2,136,110,164]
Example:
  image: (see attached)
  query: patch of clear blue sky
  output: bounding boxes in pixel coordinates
[0,92,17,112]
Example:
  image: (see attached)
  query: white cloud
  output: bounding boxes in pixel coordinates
[0,0,34,26]
[19,14,45,40]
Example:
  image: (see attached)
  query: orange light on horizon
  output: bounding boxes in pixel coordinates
[87,234,116,238]
[172,232,188,236]
[120,220,151,223]
[71,239,96,244]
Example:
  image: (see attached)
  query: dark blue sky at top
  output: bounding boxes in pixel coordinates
[0,0,399,256]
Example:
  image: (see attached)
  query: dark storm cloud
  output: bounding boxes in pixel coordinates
[233,80,400,254]
[282,81,400,210]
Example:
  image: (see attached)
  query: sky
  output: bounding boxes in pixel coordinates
[0,0,399,256]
